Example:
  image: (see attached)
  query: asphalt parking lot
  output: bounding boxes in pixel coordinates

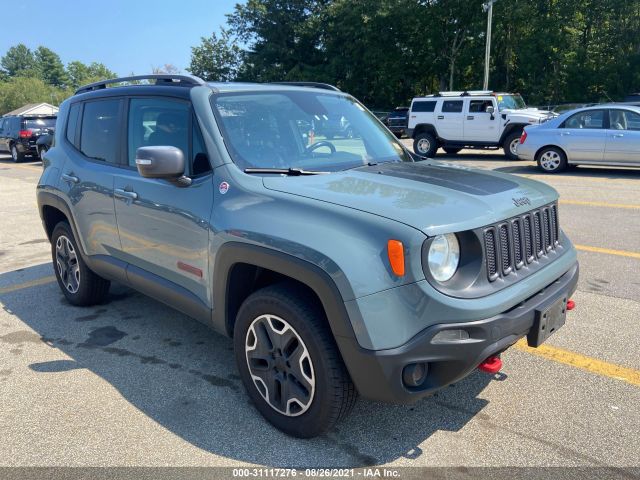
[1,149,639,470]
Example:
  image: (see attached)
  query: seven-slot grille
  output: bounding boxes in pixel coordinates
[484,203,559,281]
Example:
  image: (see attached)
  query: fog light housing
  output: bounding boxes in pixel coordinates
[431,329,470,343]
[402,362,428,388]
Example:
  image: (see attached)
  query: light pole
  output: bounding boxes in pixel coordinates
[482,0,497,91]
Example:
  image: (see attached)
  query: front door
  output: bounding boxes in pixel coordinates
[435,99,465,141]
[605,109,640,165]
[557,109,607,162]
[113,97,214,304]
[463,99,500,142]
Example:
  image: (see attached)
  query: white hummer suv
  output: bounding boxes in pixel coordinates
[406,91,556,159]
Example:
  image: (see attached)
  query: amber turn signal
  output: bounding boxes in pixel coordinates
[387,240,405,276]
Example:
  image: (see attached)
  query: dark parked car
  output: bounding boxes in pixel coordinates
[0,115,56,162]
[384,107,409,138]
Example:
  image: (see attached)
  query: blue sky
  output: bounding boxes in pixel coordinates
[1,0,242,76]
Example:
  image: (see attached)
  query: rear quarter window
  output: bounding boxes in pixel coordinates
[411,101,436,113]
[66,103,81,147]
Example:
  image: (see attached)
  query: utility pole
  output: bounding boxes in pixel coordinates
[483,0,497,91]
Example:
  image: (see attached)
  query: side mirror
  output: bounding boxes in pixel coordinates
[486,106,495,119]
[36,133,53,148]
[135,146,188,184]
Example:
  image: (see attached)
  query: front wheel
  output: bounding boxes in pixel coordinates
[234,283,357,438]
[503,132,522,160]
[51,222,110,306]
[413,132,438,157]
[536,147,567,173]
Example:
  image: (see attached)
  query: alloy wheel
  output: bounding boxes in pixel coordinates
[245,314,315,417]
[510,138,520,156]
[417,138,431,154]
[539,150,561,171]
[55,235,80,294]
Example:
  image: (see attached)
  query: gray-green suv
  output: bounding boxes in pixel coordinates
[37,75,579,438]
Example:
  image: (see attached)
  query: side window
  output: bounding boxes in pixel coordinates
[80,99,121,162]
[442,100,463,113]
[563,110,604,129]
[127,98,189,167]
[609,110,640,131]
[66,103,81,147]
[411,101,436,113]
[191,118,211,176]
[469,100,494,113]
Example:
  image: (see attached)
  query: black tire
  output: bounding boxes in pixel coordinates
[10,144,24,163]
[536,146,567,173]
[502,131,522,160]
[443,147,462,155]
[51,221,110,306]
[413,132,438,157]
[234,283,357,438]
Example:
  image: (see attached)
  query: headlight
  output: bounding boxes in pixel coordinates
[427,233,460,282]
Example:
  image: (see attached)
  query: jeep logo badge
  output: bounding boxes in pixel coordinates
[512,196,531,207]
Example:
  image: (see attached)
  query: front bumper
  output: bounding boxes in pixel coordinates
[336,261,578,403]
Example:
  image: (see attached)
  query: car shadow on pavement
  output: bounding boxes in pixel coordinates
[1,263,495,467]
[494,164,640,179]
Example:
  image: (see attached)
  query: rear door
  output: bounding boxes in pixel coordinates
[557,109,607,162]
[0,118,6,152]
[464,98,499,142]
[436,100,465,141]
[58,99,123,260]
[604,109,640,164]
[112,96,214,304]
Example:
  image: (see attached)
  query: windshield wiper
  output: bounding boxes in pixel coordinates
[244,167,330,176]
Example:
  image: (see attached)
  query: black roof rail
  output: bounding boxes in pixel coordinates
[75,74,206,95]
[270,82,341,92]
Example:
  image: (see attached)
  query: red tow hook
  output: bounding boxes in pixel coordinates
[478,355,502,374]
[567,299,575,311]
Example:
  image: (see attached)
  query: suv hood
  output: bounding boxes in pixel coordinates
[263,161,558,236]
[503,108,556,122]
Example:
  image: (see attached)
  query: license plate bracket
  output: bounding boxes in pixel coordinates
[527,295,568,347]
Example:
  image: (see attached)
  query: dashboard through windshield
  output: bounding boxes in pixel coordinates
[211,91,412,172]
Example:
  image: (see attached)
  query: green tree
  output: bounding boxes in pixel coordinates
[188,29,242,81]
[0,77,72,115]
[66,61,116,90]
[0,44,36,77]
[34,46,68,87]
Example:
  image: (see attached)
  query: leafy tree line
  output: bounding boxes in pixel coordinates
[188,0,640,108]
[0,43,116,115]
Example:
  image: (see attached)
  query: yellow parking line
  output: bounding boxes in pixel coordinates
[515,339,640,387]
[560,200,640,210]
[575,244,640,259]
[0,276,56,295]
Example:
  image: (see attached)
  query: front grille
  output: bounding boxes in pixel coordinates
[484,203,560,281]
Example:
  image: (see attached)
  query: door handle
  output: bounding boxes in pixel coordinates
[437,115,445,120]
[612,133,624,138]
[61,173,79,184]
[560,132,571,136]
[114,188,138,201]
[467,116,474,120]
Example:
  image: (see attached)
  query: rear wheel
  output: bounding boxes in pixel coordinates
[413,132,438,157]
[503,131,522,160]
[536,147,567,173]
[10,144,24,163]
[51,222,110,306]
[443,147,462,155]
[234,283,357,438]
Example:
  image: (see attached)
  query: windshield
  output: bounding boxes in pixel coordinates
[211,91,412,172]
[496,94,526,111]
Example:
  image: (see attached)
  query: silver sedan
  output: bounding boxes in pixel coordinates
[516,105,640,173]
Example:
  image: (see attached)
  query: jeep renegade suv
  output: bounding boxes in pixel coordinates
[408,91,556,159]
[37,75,578,438]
